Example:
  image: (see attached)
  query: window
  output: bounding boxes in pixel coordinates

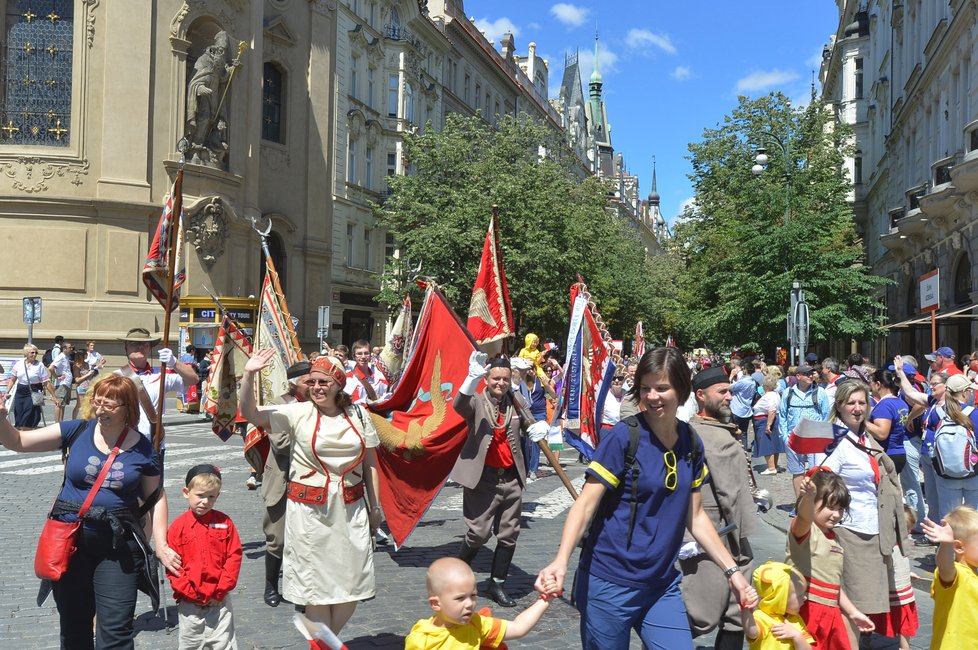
[475,83,481,109]
[484,92,490,118]
[262,62,285,143]
[0,0,74,146]
[464,73,470,103]
[494,100,500,121]
[350,55,358,100]
[385,232,396,262]
[366,67,375,108]
[363,227,372,270]
[347,137,357,184]
[854,58,864,100]
[351,0,360,15]
[365,146,373,189]
[449,59,457,92]
[387,73,398,117]
[854,155,863,184]
[368,2,376,27]
[404,83,414,122]
[347,223,356,267]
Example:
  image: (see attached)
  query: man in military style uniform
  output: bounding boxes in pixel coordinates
[680,365,757,650]
[451,352,549,606]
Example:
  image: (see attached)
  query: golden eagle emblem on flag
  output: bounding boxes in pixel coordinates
[370,352,446,460]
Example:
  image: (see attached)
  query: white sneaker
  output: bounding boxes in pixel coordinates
[760,468,778,476]
[246,475,258,490]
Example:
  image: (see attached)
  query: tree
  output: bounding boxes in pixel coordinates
[672,92,887,350]
[376,113,674,340]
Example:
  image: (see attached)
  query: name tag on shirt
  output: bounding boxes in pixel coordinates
[208,523,228,529]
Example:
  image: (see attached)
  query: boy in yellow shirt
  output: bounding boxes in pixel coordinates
[741,561,814,649]
[405,557,553,649]
[922,505,978,650]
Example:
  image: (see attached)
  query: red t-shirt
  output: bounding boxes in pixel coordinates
[483,406,515,469]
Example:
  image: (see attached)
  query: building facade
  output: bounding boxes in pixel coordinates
[822,0,978,360]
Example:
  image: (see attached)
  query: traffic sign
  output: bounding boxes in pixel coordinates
[22,296,41,324]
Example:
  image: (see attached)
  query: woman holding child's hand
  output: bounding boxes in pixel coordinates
[239,348,383,635]
[535,348,757,649]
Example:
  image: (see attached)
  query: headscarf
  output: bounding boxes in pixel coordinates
[310,355,347,384]
[518,332,549,386]
[753,561,796,618]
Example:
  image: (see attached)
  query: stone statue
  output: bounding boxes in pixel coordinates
[186,31,241,168]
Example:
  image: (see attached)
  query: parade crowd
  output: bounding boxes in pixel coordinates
[4,329,978,650]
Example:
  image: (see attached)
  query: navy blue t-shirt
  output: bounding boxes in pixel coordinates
[56,420,160,517]
[582,417,708,589]
[870,397,909,456]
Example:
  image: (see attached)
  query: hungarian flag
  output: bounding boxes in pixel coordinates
[203,315,252,441]
[142,173,186,311]
[466,214,514,345]
[634,321,645,358]
[376,294,412,390]
[561,283,617,460]
[367,285,477,548]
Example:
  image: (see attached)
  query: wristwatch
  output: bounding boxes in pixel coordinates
[723,565,739,579]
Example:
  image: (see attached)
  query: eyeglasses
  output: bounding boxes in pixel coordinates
[612,377,625,383]
[663,450,678,491]
[303,379,336,387]
[91,400,124,412]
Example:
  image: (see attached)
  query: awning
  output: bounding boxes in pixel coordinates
[883,303,978,329]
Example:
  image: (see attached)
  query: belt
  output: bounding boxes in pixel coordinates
[484,465,516,477]
[286,480,364,505]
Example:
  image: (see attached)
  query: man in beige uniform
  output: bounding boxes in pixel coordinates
[680,365,757,650]
[451,352,548,607]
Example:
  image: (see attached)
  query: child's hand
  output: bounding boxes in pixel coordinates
[847,610,875,633]
[922,517,955,545]
[798,476,815,499]
[771,623,802,641]
[539,577,560,600]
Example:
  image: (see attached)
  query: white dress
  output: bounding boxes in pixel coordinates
[268,402,379,605]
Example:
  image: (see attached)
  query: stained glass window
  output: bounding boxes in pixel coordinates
[1,1,73,146]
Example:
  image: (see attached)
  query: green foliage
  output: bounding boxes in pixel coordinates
[672,93,888,350]
[375,113,677,341]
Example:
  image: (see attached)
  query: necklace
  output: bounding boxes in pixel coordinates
[484,391,510,427]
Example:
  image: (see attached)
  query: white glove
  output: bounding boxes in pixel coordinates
[677,541,704,560]
[527,421,549,442]
[158,348,176,369]
[460,351,489,396]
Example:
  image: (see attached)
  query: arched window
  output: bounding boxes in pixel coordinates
[0,1,74,146]
[404,82,414,122]
[954,253,972,305]
[262,62,285,143]
[259,230,288,294]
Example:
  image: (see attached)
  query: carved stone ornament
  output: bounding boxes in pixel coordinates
[901,261,911,277]
[186,196,231,269]
[0,156,90,193]
[83,0,100,48]
[923,248,933,266]
[310,0,338,15]
[952,231,963,250]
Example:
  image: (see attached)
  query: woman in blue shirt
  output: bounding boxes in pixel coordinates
[534,347,758,649]
[0,375,172,650]
[866,368,910,473]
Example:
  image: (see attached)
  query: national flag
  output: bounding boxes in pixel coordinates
[256,270,300,408]
[634,321,645,358]
[293,613,349,650]
[376,294,412,390]
[466,214,514,345]
[789,419,848,455]
[561,283,617,461]
[142,175,186,311]
[203,315,253,441]
[367,285,477,548]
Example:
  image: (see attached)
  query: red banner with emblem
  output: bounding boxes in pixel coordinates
[367,285,477,548]
[466,214,514,345]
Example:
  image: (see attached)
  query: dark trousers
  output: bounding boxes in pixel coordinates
[52,525,144,650]
[734,415,751,453]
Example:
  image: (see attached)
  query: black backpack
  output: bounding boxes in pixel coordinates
[42,348,54,366]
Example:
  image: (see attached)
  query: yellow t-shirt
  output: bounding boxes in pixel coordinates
[404,613,507,650]
[748,610,815,650]
[930,562,978,650]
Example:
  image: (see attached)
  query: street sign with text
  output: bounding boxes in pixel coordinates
[22,296,41,324]
[920,269,940,313]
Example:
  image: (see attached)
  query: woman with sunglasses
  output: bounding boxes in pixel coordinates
[535,347,757,649]
[815,380,916,646]
[4,343,57,428]
[0,374,167,648]
[239,350,382,635]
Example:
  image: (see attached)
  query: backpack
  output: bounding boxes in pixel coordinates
[932,405,978,479]
[42,348,54,366]
[786,387,819,410]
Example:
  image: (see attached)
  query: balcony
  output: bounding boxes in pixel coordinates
[953,119,978,192]
[920,155,959,216]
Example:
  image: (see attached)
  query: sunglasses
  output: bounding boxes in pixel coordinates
[303,379,336,387]
[663,450,678,491]
[611,377,625,383]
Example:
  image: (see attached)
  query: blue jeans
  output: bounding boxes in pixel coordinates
[784,445,815,476]
[934,474,978,517]
[523,435,540,474]
[574,570,692,650]
[901,437,926,524]
[920,446,942,521]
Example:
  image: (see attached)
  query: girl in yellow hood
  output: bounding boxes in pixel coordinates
[518,333,555,398]
[742,561,815,649]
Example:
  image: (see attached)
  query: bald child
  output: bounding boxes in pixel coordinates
[404,557,554,649]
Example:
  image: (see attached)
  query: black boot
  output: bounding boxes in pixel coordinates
[714,628,744,650]
[264,554,282,607]
[458,541,479,566]
[487,545,517,607]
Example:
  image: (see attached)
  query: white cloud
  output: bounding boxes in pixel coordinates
[625,28,677,55]
[671,65,693,81]
[550,3,590,28]
[576,42,619,80]
[735,69,800,93]
[677,197,698,219]
[805,47,826,71]
[474,16,520,44]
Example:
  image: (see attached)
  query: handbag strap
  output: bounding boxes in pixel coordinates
[75,429,129,519]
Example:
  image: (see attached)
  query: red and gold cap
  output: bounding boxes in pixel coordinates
[310,355,347,384]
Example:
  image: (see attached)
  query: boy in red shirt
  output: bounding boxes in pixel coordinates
[167,464,242,650]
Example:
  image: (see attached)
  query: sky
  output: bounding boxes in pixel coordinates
[465,1,841,224]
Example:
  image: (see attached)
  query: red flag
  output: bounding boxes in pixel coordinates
[466,214,514,345]
[634,321,645,358]
[142,179,186,311]
[203,315,253,441]
[367,285,477,547]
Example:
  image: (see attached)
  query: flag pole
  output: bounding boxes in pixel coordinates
[251,217,302,356]
[154,155,185,453]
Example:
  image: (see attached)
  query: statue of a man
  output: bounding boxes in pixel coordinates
[186,31,234,166]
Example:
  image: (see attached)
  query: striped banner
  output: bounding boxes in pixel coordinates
[256,272,299,408]
[203,315,253,441]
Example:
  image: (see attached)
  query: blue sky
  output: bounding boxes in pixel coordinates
[465,1,840,224]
